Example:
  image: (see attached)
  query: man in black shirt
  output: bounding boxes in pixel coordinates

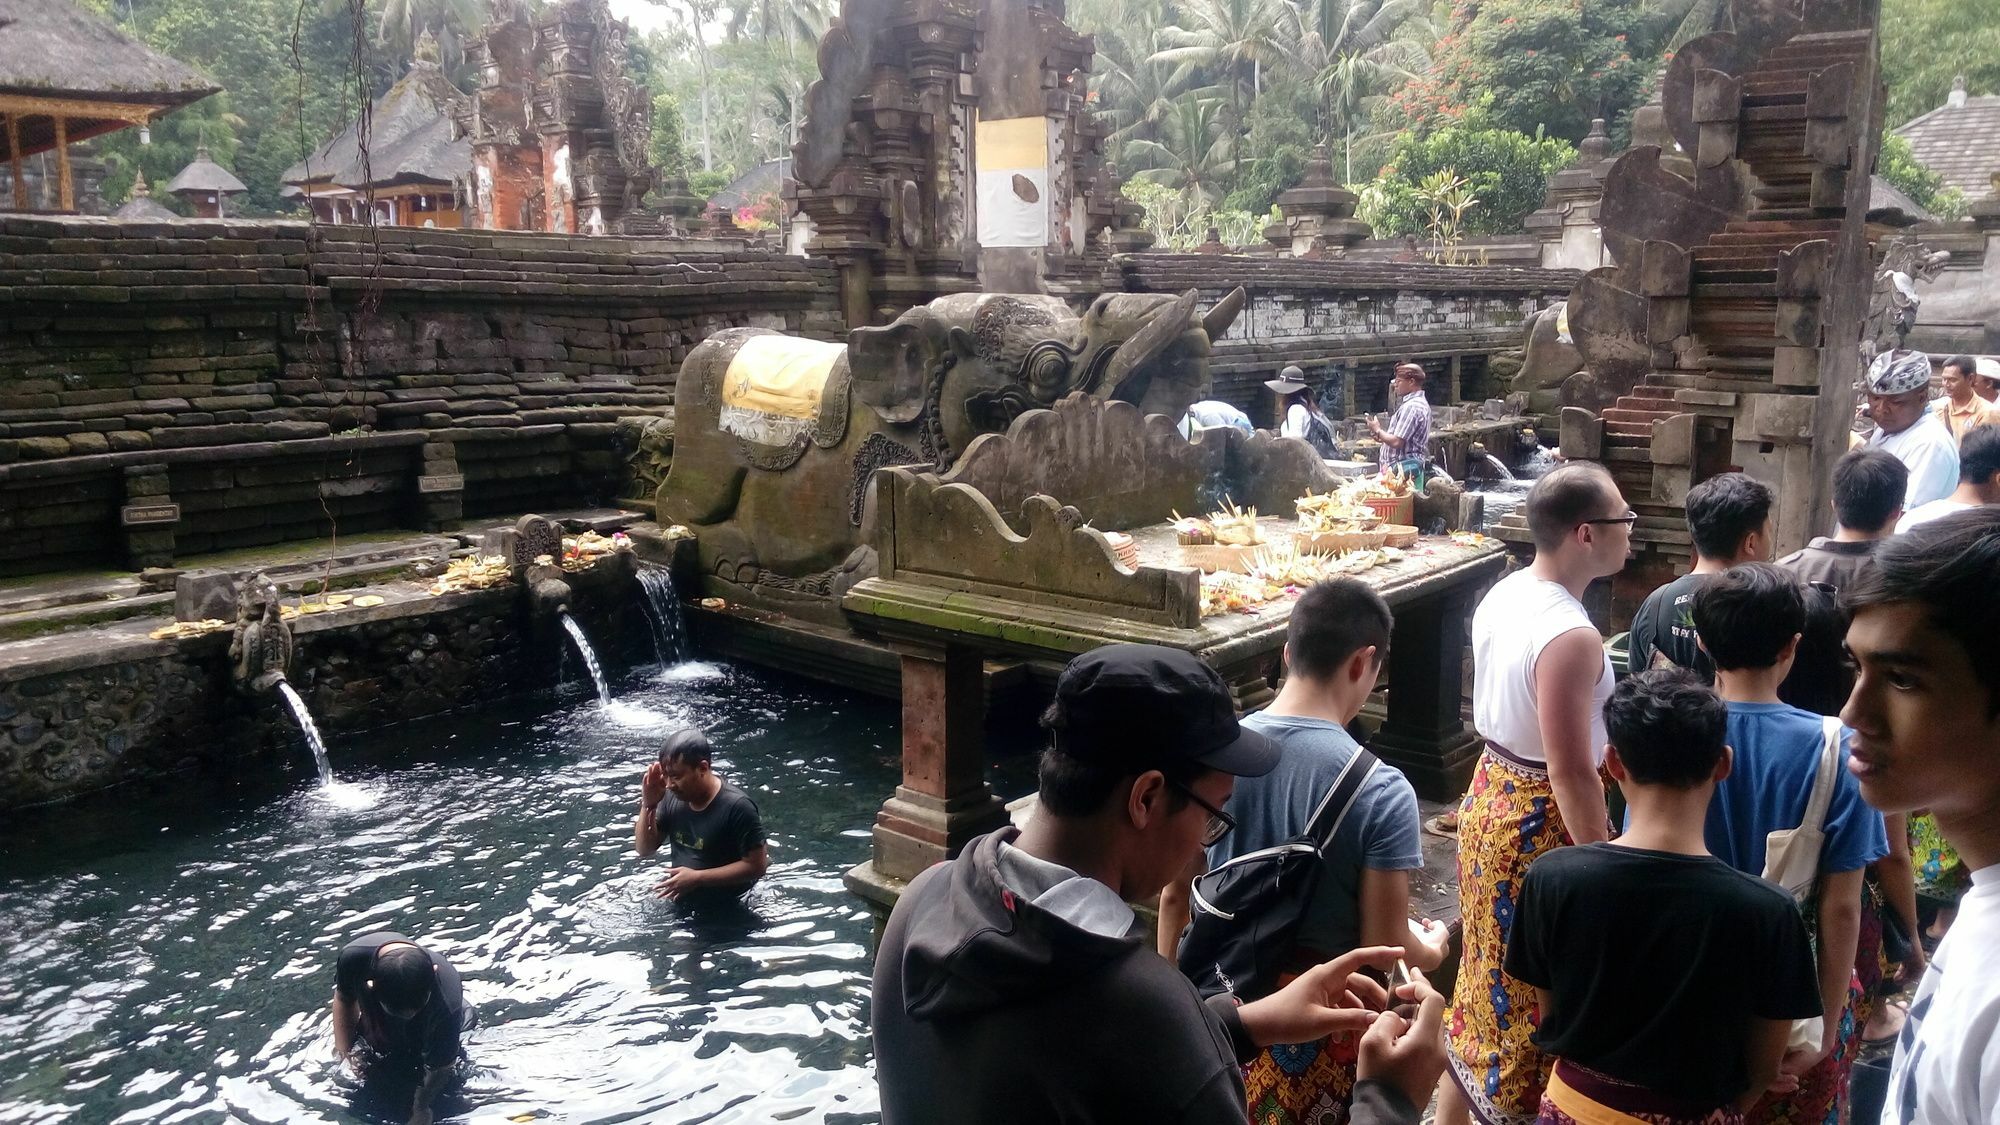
[634,728,769,901]
[1506,670,1821,1118]
[1778,448,1906,593]
[331,931,475,1125]
[1628,472,1774,679]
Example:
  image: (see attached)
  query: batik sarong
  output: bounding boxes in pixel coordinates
[1910,813,1969,904]
[1243,976,1361,1125]
[1743,976,1860,1125]
[1537,1061,1744,1125]
[1445,744,1576,1125]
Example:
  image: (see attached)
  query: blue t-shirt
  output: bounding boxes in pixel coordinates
[1206,712,1424,955]
[1707,702,1887,877]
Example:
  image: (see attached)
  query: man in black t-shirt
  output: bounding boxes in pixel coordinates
[1628,473,1774,679]
[1505,670,1820,1118]
[331,931,474,1125]
[634,728,769,901]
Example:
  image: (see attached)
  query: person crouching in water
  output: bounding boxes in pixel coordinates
[635,729,769,903]
[331,932,476,1125]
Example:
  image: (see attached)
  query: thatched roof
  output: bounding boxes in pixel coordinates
[112,172,180,220]
[283,56,469,191]
[0,0,219,159]
[165,146,246,195]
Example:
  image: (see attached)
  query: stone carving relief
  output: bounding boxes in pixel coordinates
[229,573,292,693]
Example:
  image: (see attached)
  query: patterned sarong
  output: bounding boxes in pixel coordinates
[1243,981,1361,1125]
[1445,744,1576,1125]
[1911,813,1969,904]
[1743,976,1860,1125]
[1538,1062,1743,1125]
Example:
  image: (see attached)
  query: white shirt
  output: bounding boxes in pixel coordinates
[1897,498,1977,533]
[1280,403,1310,440]
[1471,569,1612,764]
[1869,414,1961,510]
[1883,863,2000,1125]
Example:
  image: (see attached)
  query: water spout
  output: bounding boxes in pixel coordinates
[636,565,689,667]
[274,679,335,786]
[1519,447,1558,479]
[1480,453,1516,481]
[559,611,612,705]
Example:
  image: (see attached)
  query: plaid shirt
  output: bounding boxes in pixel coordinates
[1380,390,1432,469]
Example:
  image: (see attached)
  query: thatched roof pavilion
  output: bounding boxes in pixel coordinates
[0,0,219,210]
[164,145,245,217]
[282,32,470,227]
[110,170,178,220]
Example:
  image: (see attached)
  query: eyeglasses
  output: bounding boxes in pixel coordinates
[1582,511,1639,527]
[1166,779,1236,847]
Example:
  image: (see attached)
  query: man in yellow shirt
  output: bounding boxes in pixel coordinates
[1932,355,2000,442]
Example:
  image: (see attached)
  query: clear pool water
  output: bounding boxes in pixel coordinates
[0,661,921,1124]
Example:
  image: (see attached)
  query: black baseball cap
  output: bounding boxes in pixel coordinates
[1046,644,1278,776]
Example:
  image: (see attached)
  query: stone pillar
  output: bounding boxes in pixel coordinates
[121,465,177,570]
[1269,143,1372,257]
[416,439,465,531]
[872,642,1010,881]
[1370,584,1485,801]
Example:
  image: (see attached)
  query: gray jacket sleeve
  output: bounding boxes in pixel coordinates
[1349,1079,1421,1125]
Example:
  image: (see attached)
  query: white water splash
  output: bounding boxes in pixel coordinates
[558,612,611,705]
[274,680,335,787]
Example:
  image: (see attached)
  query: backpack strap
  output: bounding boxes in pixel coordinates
[1303,748,1381,855]
[1799,716,1843,836]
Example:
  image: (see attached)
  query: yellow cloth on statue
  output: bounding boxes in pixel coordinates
[719,335,845,445]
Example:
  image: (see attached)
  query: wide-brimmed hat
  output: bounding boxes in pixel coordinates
[1265,365,1308,396]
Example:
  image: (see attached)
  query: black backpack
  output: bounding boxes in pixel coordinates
[1175,748,1381,1001]
[1302,411,1341,459]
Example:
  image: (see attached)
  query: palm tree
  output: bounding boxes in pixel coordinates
[1150,0,1294,133]
[1124,97,1239,207]
[1282,0,1431,179]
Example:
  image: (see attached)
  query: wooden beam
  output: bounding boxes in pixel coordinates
[0,94,162,125]
[4,115,23,209]
[53,115,72,212]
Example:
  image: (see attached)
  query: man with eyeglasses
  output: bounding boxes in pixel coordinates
[1438,461,1629,1125]
[872,643,1446,1125]
[1158,579,1450,1122]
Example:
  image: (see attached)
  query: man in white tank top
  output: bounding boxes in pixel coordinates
[1438,460,1631,1125]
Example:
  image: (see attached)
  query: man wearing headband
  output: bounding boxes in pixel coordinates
[1975,357,2000,405]
[1863,349,1958,510]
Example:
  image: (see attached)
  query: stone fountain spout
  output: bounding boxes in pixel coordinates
[506,514,574,618]
[228,573,292,694]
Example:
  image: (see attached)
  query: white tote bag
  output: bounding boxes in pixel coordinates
[1760,715,1845,1051]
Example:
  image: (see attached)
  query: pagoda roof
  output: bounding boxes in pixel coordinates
[0,0,219,159]
[282,56,469,191]
[165,146,246,195]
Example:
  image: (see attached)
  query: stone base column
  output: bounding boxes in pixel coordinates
[121,464,178,570]
[1371,585,1484,801]
[416,439,464,531]
[872,642,1010,881]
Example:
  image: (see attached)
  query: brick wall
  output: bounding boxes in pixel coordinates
[0,217,841,577]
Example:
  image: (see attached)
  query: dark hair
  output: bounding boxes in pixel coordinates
[1944,354,1979,377]
[1691,562,1806,670]
[371,943,435,1015]
[658,728,714,768]
[1603,669,1728,788]
[1035,702,1201,816]
[1959,425,2000,485]
[1832,447,1909,532]
[1845,507,2000,718]
[1526,461,1616,551]
[1286,578,1392,681]
[1685,472,1774,561]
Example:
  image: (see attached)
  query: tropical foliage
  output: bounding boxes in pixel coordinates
[1358,112,1576,237]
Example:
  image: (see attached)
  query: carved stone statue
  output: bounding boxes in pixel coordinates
[1862,238,1951,365]
[228,573,292,693]
[616,412,676,501]
[658,287,1247,607]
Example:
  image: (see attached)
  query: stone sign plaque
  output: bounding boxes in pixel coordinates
[417,474,466,494]
[121,503,181,527]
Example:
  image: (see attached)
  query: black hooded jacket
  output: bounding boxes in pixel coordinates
[871,828,1420,1125]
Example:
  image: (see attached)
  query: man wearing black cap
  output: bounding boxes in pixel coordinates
[331,931,474,1125]
[871,643,1444,1124]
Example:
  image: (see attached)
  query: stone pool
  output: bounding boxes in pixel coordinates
[0,660,925,1124]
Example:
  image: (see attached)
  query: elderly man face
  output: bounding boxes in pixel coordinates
[1867,387,1929,435]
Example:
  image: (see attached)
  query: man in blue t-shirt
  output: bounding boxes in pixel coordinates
[1159,578,1448,1118]
[1690,564,1888,1122]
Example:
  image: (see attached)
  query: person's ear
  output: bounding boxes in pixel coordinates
[1779,632,1802,663]
[1602,744,1628,782]
[1714,744,1734,783]
[1347,644,1378,686]
[1127,770,1168,830]
[1281,641,1292,672]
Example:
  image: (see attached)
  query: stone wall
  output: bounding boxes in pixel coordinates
[0,217,842,576]
[0,563,650,809]
[1100,254,1579,425]
[1907,211,2000,356]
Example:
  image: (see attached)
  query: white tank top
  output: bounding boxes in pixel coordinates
[1471,569,1612,765]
